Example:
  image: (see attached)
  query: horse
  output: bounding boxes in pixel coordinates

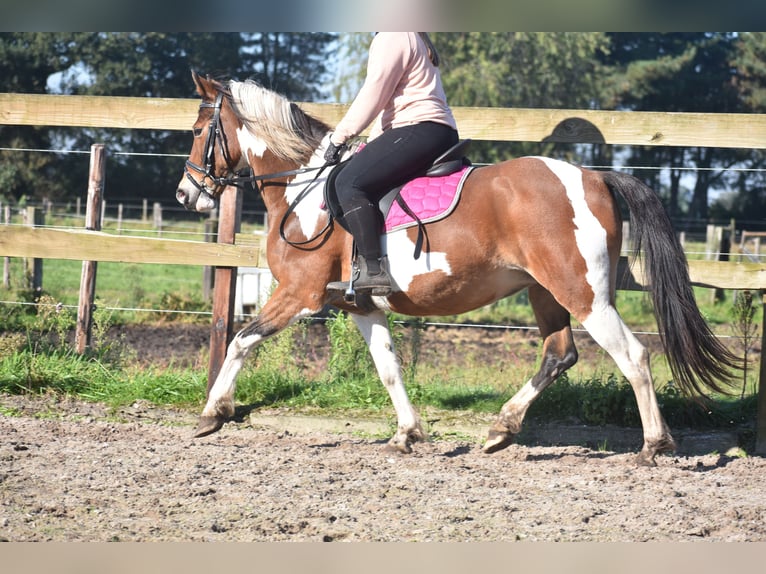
[175,71,739,466]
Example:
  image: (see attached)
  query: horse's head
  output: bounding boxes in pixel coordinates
[176,71,244,212]
[177,71,333,213]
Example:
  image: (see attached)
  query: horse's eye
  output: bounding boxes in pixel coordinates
[193,128,203,137]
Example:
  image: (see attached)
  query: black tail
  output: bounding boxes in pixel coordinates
[603,171,740,397]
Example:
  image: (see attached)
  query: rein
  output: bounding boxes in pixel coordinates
[277,163,334,249]
[186,90,335,249]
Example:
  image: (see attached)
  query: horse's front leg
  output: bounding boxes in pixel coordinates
[195,289,317,438]
[351,310,426,453]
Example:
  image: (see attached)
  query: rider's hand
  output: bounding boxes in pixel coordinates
[324,140,345,165]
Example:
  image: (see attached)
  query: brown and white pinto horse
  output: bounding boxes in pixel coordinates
[176,72,738,466]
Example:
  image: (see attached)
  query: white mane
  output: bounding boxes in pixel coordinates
[227,80,326,163]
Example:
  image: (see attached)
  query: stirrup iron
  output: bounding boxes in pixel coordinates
[344,266,356,302]
[343,248,357,303]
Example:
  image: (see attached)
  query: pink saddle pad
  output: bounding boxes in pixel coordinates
[384,166,474,232]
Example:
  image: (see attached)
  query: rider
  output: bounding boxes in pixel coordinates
[324,32,459,296]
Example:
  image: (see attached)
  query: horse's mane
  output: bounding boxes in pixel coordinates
[226,79,330,163]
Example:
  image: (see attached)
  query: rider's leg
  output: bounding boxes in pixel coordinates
[341,199,392,295]
[327,122,458,296]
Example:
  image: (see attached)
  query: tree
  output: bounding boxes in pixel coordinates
[56,33,250,211]
[434,32,612,165]
[708,33,766,228]
[734,32,766,111]
[0,33,338,212]
[241,33,337,102]
[602,32,755,222]
[0,33,82,204]
[329,33,374,103]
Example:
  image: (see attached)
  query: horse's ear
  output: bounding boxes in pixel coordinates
[190,70,212,99]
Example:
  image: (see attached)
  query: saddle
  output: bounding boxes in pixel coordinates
[324,139,473,258]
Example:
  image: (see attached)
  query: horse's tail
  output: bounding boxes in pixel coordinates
[603,170,740,397]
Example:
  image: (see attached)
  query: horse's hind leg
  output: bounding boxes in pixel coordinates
[351,310,426,453]
[483,285,578,454]
[580,305,675,466]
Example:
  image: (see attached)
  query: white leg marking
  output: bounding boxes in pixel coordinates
[351,311,419,432]
[202,332,261,417]
[501,377,539,420]
[201,309,315,418]
[582,307,668,441]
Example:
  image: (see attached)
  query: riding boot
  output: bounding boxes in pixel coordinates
[327,202,393,296]
[354,254,393,296]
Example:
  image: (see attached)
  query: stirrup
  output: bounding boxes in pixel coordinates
[326,256,392,300]
[326,254,360,302]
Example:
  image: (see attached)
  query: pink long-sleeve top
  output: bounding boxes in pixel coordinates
[330,32,457,146]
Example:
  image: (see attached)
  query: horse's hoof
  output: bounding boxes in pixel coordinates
[482,429,516,454]
[385,438,413,454]
[635,436,676,466]
[194,416,225,438]
[635,451,658,467]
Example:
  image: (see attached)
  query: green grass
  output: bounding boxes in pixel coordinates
[0,341,206,409]
[1,309,755,438]
[1,258,209,325]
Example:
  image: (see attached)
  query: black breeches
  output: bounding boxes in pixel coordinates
[334,121,459,214]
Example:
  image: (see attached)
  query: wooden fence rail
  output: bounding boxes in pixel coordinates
[0,226,262,267]
[2,93,766,149]
[1,92,766,454]
[2,224,765,291]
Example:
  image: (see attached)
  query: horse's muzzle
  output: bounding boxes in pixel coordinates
[176,188,193,209]
[176,185,217,212]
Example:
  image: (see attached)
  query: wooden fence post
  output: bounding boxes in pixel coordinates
[207,185,242,396]
[706,224,729,303]
[24,206,44,292]
[74,144,105,354]
[202,215,218,300]
[3,205,10,288]
[757,293,766,456]
[117,203,123,234]
[152,202,162,235]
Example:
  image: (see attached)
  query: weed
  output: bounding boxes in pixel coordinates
[0,332,26,358]
[154,291,210,322]
[31,295,75,348]
[403,318,425,383]
[730,290,759,399]
[326,310,375,381]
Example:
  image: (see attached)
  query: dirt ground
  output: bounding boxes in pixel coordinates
[2,322,765,542]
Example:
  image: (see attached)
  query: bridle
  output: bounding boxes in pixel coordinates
[183,92,232,197]
[184,89,335,249]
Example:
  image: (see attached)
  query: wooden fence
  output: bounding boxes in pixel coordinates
[1,92,766,453]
